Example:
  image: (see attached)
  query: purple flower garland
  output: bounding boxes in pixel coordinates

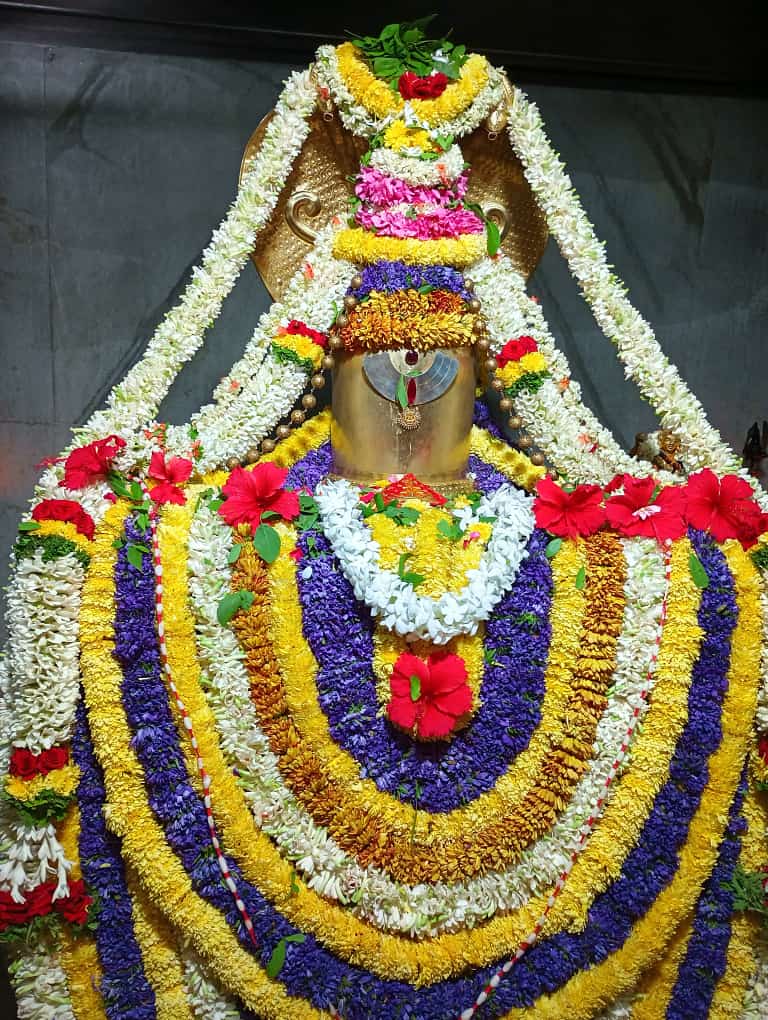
[72,699,157,1019]
[285,441,333,492]
[107,507,747,1019]
[666,769,748,1019]
[347,260,473,302]
[294,528,551,812]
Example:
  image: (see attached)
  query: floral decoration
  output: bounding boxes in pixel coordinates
[147,451,193,505]
[386,651,473,740]
[605,475,688,542]
[398,70,448,99]
[60,435,126,490]
[534,475,606,538]
[218,463,299,531]
[337,286,477,351]
[685,468,768,547]
[30,500,95,540]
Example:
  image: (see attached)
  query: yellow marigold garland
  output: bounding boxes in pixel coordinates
[240,532,624,883]
[468,425,544,492]
[631,913,695,1018]
[4,764,79,802]
[337,289,477,352]
[498,539,762,1019]
[335,42,490,126]
[332,228,486,268]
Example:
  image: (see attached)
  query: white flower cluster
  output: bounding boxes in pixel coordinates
[181,944,242,1020]
[742,930,768,1020]
[369,143,467,186]
[9,944,75,1020]
[187,505,669,938]
[756,574,768,734]
[314,479,535,643]
[4,551,85,752]
[314,44,504,140]
[0,822,71,903]
[505,86,768,510]
[68,68,317,457]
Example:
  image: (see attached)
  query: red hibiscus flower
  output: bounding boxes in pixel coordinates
[533,476,606,538]
[495,335,538,368]
[281,320,327,348]
[60,435,125,490]
[605,475,687,543]
[147,451,193,505]
[387,651,472,740]
[54,878,92,925]
[603,474,624,494]
[219,463,300,531]
[397,71,449,100]
[685,469,767,547]
[31,499,95,540]
[9,745,69,779]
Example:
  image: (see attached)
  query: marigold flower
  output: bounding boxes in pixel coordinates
[31,498,95,540]
[387,651,472,740]
[219,463,299,531]
[147,451,193,506]
[534,475,605,538]
[685,468,767,547]
[60,434,125,490]
[605,476,687,542]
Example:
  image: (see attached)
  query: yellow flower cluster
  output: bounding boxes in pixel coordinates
[468,426,545,491]
[338,288,477,351]
[335,43,490,127]
[496,350,548,388]
[332,228,486,268]
[272,331,325,371]
[34,518,93,555]
[381,120,436,154]
[4,764,79,802]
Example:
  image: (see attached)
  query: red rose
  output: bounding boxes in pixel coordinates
[387,651,472,740]
[496,336,538,368]
[397,71,449,100]
[31,499,95,540]
[534,476,606,539]
[219,463,300,531]
[39,745,69,775]
[61,435,125,490]
[9,747,38,780]
[605,476,688,543]
[0,882,55,930]
[54,878,92,926]
[685,469,766,547]
[283,320,327,348]
[147,451,193,506]
[758,732,768,764]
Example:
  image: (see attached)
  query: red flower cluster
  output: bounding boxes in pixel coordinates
[147,451,193,506]
[535,468,768,547]
[60,435,125,490]
[0,878,91,933]
[495,335,538,368]
[758,732,768,765]
[219,462,300,531]
[387,651,472,740]
[9,745,69,780]
[397,71,449,100]
[31,499,95,540]
[280,320,327,348]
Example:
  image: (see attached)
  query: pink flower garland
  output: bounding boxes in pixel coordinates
[356,205,484,240]
[355,165,469,207]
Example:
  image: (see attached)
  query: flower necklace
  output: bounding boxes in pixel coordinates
[314,478,535,644]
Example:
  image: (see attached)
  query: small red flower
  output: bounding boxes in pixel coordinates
[0,881,55,931]
[387,651,472,740]
[758,732,768,764]
[60,435,125,491]
[147,451,193,506]
[495,335,538,368]
[219,463,300,531]
[9,745,69,779]
[397,71,449,100]
[685,469,767,547]
[605,476,687,543]
[289,547,303,562]
[53,878,92,926]
[534,476,606,539]
[31,499,95,540]
[281,320,327,348]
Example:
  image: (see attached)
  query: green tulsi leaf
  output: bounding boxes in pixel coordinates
[266,934,306,979]
[545,537,563,559]
[227,544,243,564]
[409,674,421,701]
[689,552,710,589]
[574,565,586,590]
[395,374,409,409]
[253,524,281,564]
[486,218,501,256]
[18,521,41,532]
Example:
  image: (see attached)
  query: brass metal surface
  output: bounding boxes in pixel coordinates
[330,348,476,484]
[239,89,549,300]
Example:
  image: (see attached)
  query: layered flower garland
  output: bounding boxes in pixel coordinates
[314,477,535,643]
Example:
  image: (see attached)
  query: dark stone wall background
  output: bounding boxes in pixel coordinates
[0,38,767,1013]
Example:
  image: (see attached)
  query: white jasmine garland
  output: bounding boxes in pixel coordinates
[369,143,467,186]
[188,500,667,939]
[0,823,72,903]
[4,551,85,752]
[314,44,505,140]
[506,87,768,509]
[9,944,75,1020]
[756,570,768,734]
[181,944,242,1020]
[742,929,768,1020]
[314,479,535,643]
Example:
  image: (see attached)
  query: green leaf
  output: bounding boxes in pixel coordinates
[217,590,254,626]
[129,481,145,504]
[395,374,409,409]
[208,497,224,513]
[112,536,125,550]
[689,552,710,589]
[126,544,147,571]
[18,521,40,532]
[108,472,132,499]
[374,492,386,512]
[228,544,243,565]
[417,283,434,294]
[397,551,413,576]
[289,870,300,896]
[574,565,586,590]
[402,571,425,587]
[266,934,306,979]
[409,674,421,701]
[486,218,501,256]
[545,537,563,559]
[253,524,281,564]
[437,518,463,542]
